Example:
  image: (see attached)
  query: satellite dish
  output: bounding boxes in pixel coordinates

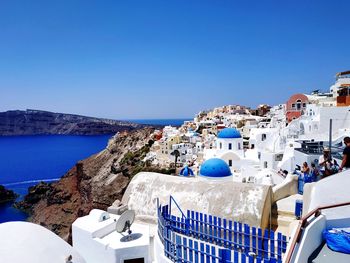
[116,210,135,235]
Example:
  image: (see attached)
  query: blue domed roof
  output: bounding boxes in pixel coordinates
[199,158,232,178]
[179,166,194,176]
[218,128,241,139]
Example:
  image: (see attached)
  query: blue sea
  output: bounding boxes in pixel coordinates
[0,119,190,223]
[127,118,191,127]
[0,135,111,223]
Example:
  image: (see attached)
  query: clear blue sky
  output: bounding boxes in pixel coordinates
[0,1,349,119]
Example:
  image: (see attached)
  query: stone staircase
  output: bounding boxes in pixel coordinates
[271,194,302,237]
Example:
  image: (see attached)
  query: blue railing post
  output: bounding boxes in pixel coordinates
[176,234,182,263]
[264,229,269,261]
[219,249,231,263]
[277,232,282,261]
[270,230,275,260]
[158,196,289,263]
[185,217,190,236]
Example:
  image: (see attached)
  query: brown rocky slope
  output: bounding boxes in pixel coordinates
[16,127,172,242]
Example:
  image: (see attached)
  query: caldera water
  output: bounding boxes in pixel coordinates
[0,119,189,223]
[0,135,111,223]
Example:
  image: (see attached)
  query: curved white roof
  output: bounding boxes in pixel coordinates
[0,221,86,263]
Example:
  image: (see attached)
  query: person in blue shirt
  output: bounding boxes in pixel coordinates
[310,163,319,182]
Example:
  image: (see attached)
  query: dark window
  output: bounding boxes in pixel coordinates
[264,161,268,168]
[229,160,232,167]
[124,258,145,263]
[296,99,302,110]
[275,154,283,161]
[228,143,232,150]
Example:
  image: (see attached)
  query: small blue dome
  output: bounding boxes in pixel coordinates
[218,128,241,139]
[199,158,232,178]
[179,166,194,176]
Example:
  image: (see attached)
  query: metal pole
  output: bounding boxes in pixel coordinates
[329,119,333,159]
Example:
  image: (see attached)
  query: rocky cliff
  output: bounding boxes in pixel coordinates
[0,109,146,135]
[0,185,17,203]
[15,128,171,242]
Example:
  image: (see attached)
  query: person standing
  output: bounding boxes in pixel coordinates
[301,162,310,175]
[319,148,333,176]
[340,137,350,171]
[310,163,319,181]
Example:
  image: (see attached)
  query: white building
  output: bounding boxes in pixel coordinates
[215,127,244,169]
[72,209,150,263]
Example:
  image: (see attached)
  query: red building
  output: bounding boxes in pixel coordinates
[286,93,309,122]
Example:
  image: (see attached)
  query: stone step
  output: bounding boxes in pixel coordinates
[271,214,295,226]
[277,215,296,227]
[271,213,297,226]
[277,209,295,217]
[275,215,299,237]
[275,194,303,218]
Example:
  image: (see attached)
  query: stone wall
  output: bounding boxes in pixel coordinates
[122,172,272,229]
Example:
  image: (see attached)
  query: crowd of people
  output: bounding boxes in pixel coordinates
[295,137,350,191]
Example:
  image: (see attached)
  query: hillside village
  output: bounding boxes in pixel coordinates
[146,71,350,184]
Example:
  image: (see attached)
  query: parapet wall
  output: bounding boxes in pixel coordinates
[122,172,272,229]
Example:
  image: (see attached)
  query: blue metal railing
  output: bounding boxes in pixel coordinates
[157,197,288,263]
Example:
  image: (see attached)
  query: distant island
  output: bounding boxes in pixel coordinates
[0,109,148,136]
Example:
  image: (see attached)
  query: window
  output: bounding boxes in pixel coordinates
[303,103,306,108]
[262,134,267,141]
[220,142,222,149]
[291,103,296,109]
[251,144,255,149]
[264,161,268,168]
[124,258,145,263]
[238,143,241,150]
[229,160,232,167]
[295,99,302,110]
[228,143,232,150]
[258,152,261,160]
[275,154,283,161]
